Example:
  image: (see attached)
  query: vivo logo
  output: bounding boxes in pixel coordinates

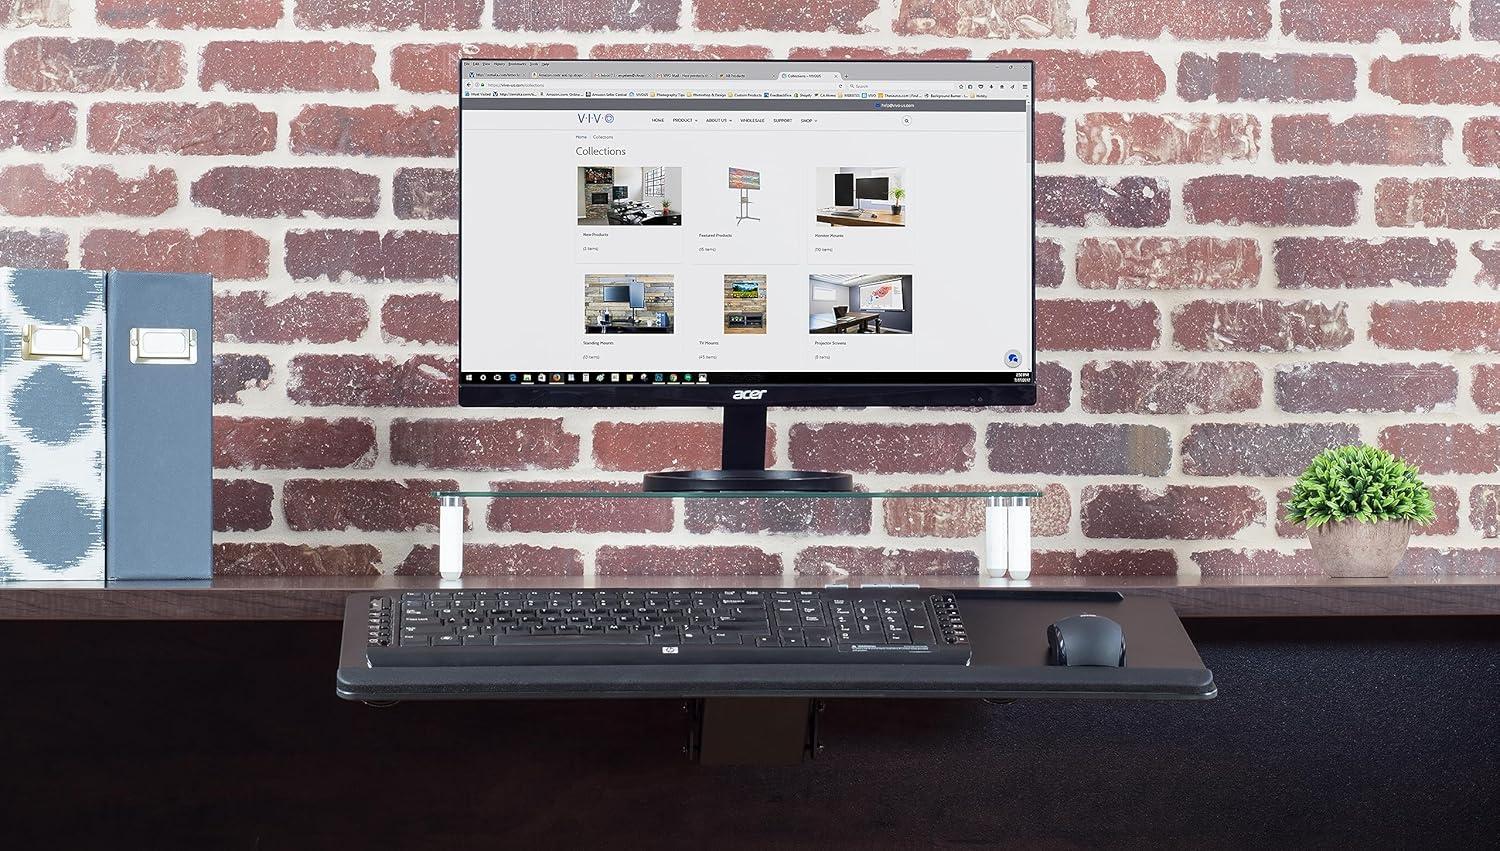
[732,390,768,400]
[576,112,615,124]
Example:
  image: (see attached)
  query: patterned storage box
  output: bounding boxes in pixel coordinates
[0,268,107,581]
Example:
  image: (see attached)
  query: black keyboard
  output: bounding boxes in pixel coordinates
[363,589,970,667]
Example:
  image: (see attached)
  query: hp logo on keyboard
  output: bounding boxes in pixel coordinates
[661,646,680,655]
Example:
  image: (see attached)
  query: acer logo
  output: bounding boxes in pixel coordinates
[576,112,614,124]
[732,390,768,400]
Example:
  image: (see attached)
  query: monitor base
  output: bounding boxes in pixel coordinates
[643,469,854,493]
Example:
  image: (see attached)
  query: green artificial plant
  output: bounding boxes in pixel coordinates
[1285,444,1435,528]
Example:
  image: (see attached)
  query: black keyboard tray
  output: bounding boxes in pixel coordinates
[336,589,1214,702]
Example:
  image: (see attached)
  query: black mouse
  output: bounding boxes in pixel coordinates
[1047,613,1125,667]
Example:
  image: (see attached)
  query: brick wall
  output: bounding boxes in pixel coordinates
[3,1,1499,579]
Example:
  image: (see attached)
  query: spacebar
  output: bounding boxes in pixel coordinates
[369,634,650,667]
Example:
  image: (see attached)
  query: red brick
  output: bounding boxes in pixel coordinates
[498,0,679,31]
[1037,176,1169,227]
[788,423,974,474]
[291,105,455,157]
[896,1,1071,37]
[487,481,673,534]
[989,360,1072,413]
[590,44,773,60]
[88,102,274,156]
[1370,56,1500,105]
[2,0,70,26]
[1281,0,1458,42]
[1274,237,1455,288]
[288,354,455,408]
[1477,365,1500,412]
[1082,484,1263,540]
[882,483,1070,539]
[213,479,273,533]
[1089,0,1268,38]
[787,47,971,60]
[1032,549,1177,577]
[215,291,368,344]
[1375,178,1500,229]
[1171,299,1353,352]
[286,230,456,282]
[1193,548,1317,577]
[82,228,269,281]
[988,423,1172,476]
[283,478,458,533]
[1081,361,1261,415]
[1077,237,1259,290]
[597,545,782,577]
[214,543,380,577]
[394,168,457,220]
[1184,175,1357,226]
[1077,112,1258,165]
[1465,117,1500,167]
[97,0,282,28]
[1272,114,1448,165]
[1181,422,1361,476]
[200,41,376,92]
[294,0,482,29]
[1036,238,1064,288]
[212,353,272,404]
[685,497,870,536]
[1471,486,1500,538]
[794,546,979,577]
[1037,299,1160,351]
[990,50,1164,101]
[593,421,773,472]
[391,418,579,471]
[1276,362,1457,414]
[1475,242,1500,290]
[390,43,577,93]
[213,416,377,470]
[0,164,176,217]
[697,0,872,33]
[1369,302,1500,352]
[395,544,583,577]
[0,101,73,151]
[1478,0,1500,39]
[1380,424,1500,475]
[382,293,457,345]
[0,228,67,268]
[1178,52,1356,102]
[1277,485,1459,537]
[1396,547,1500,576]
[5,36,182,92]
[192,166,379,218]
[1034,113,1064,163]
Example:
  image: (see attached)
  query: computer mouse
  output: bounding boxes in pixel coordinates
[1047,613,1125,667]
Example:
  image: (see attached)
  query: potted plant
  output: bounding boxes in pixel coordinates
[1285,445,1435,578]
[890,187,905,215]
[661,198,672,214]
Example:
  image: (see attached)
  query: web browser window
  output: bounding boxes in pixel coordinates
[459,60,1033,387]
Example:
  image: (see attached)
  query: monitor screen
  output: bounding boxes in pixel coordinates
[855,177,888,200]
[459,59,1034,401]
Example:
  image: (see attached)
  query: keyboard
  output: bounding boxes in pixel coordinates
[363,589,971,667]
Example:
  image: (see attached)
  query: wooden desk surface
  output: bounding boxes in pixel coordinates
[3,574,1498,620]
[816,210,905,227]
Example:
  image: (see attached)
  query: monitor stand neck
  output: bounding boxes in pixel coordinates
[641,405,854,492]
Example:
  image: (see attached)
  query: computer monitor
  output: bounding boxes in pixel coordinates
[855,177,888,200]
[460,59,1035,491]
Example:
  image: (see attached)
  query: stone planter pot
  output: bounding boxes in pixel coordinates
[1307,519,1412,578]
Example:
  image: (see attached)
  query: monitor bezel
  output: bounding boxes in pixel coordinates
[457,58,1036,409]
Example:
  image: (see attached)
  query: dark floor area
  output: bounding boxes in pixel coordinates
[2,617,1497,848]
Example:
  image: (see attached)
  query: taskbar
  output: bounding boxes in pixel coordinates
[461,370,1033,386]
